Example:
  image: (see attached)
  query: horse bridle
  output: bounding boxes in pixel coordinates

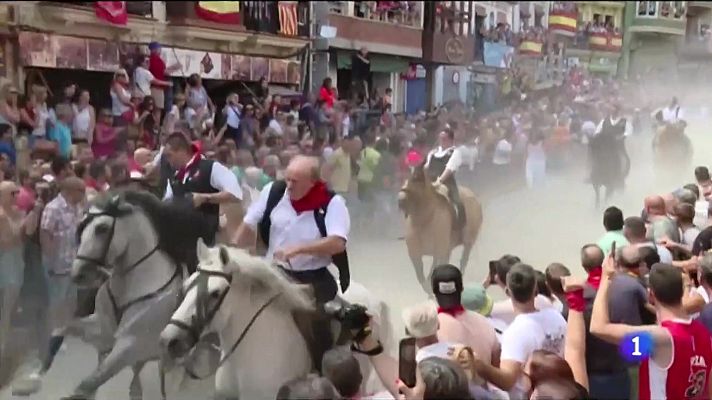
[166,267,281,379]
[75,209,159,277]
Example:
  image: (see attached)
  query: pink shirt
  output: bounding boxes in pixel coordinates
[15,186,35,213]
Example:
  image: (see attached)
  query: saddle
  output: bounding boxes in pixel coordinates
[434,182,467,231]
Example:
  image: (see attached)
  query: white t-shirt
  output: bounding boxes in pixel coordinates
[225,105,241,129]
[500,307,567,399]
[694,200,710,229]
[342,115,351,138]
[489,294,555,326]
[492,139,512,165]
[268,119,284,136]
[134,67,155,97]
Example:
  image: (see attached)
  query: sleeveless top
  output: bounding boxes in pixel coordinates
[111,85,131,117]
[72,104,91,140]
[639,319,712,400]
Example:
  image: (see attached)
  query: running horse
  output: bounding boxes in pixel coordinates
[160,242,394,400]
[653,121,692,185]
[588,131,630,208]
[54,191,203,400]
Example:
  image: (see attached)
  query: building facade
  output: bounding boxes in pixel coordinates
[565,1,625,77]
[620,0,686,79]
[2,2,309,106]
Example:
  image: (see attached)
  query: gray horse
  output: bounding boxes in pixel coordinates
[65,194,183,400]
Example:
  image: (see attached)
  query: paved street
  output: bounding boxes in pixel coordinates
[3,121,712,399]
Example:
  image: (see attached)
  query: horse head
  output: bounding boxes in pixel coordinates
[161,240,314,362]
[72,194,150,287]
[397,162,435,215]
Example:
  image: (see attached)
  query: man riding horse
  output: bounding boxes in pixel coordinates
[424,128,465,230]
[652,97,692,182]
[589,103,631,207]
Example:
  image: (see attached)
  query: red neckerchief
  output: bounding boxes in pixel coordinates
[176,152,201,182]
[437,305,466,317]
[291,181,330,214]
[587,266,602,290]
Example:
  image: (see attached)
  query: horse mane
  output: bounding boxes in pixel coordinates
[93,189,204,268]
[222,247,315,312]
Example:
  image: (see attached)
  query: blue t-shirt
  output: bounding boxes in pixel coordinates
[49,121,72,159]
[0,140,15,165]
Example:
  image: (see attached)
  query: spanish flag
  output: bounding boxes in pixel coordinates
[195,1,240,24]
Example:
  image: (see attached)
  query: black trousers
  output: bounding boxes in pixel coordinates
[281,267,337,372]
[444,178,465,229]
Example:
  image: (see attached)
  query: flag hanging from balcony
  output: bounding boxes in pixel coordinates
[278,2,298,36]
[195,1,240,24]
[95,1,127,26]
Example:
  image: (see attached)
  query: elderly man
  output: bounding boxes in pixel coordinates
[40,177,85,371]
[234,155,350,371]
[624,216,673,264]
[644,195,680,243]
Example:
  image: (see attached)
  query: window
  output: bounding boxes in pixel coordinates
[605,15,614,28]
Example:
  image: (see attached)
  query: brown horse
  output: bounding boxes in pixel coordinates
[653,123,692,184]
[397,164,483,293]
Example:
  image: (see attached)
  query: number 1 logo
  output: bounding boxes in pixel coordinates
[620,332,652,362]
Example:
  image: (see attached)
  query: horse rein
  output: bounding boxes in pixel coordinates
[166,267,282,379]
[76,209,170,324]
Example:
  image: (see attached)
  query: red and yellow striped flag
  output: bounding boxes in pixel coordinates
[195,1,240,24]
[278,2,299,36]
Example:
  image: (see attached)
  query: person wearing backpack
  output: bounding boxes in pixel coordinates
[234,155,351,372]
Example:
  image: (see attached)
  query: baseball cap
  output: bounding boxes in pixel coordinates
[148,41,161,51]
[402,301,439,339]
[431,264,463,309]
[461,283,493,317]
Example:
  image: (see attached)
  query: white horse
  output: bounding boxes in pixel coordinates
[160,242,394,399]
[63,195,183,400]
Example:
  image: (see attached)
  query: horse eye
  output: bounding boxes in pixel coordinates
[210,289,221,299]
[95,224,109,235]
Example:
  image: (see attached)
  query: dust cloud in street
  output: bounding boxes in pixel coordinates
[4,114,712,400]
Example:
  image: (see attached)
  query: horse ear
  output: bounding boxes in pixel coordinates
[196,238,209,261]
[219,246,230,266]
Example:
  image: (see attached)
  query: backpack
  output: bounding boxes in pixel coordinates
[258,180,350,292]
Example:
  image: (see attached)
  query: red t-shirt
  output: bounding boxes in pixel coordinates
[149,53,166,85]
[639,319,712,400]
[319,87,335,109]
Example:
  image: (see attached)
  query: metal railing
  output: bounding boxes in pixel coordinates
[330,1,423,28]
[61,1,154,18]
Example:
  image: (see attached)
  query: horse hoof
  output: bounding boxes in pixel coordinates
[11,373,42,396]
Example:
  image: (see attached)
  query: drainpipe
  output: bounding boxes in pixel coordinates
[618,1,635,80]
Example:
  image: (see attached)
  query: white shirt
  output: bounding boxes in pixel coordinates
[492,139,512,165]
[342,115,351,138]
[425,146,463,173]
[662,105,684,123]
[268,119,283,136]
[694,200,710,229]
[111,85,131,117]
[72,104,92,140]
[490,295,556,326]
[243,182,350,271]
[163,159,243,201]
[416,341,456,363]
[134,66,155,97]
[500,307,567,399]
[225,105,241,129]
[594,116,632,137]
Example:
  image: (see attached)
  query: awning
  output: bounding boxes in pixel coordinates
[337,51,409,73]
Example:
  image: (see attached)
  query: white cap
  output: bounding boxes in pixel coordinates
[402,301,438,339]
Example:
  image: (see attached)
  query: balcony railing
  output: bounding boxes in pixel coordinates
[64,1,154,18]
[570,25,623,52]
[329,1,423,28]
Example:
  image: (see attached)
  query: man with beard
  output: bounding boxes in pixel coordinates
[589,103,631,206]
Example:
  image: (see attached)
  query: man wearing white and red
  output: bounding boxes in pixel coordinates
[235,155,350,371]
[163,132,241,268]
[592,261,712,400]
[430,264,500,372]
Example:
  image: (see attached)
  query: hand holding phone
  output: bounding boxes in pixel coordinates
[398,337,417,389]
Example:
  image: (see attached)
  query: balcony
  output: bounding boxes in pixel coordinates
[328,1,423,29]
[689,2,712,9]
[569,25,623,55]
[548,1,577,37]
[327,1,423,58]
[166,2,309,38]
[64,1,154,17]
[631,1,687,35]
[422,1,475,65]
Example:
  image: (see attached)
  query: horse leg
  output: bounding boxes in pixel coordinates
[604,185,614,205]
[69,338,135,398]
[459,244,474,278]
[129,361,146,400]
[407,247,428,294]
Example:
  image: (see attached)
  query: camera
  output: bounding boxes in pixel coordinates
[324,301,370,339]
